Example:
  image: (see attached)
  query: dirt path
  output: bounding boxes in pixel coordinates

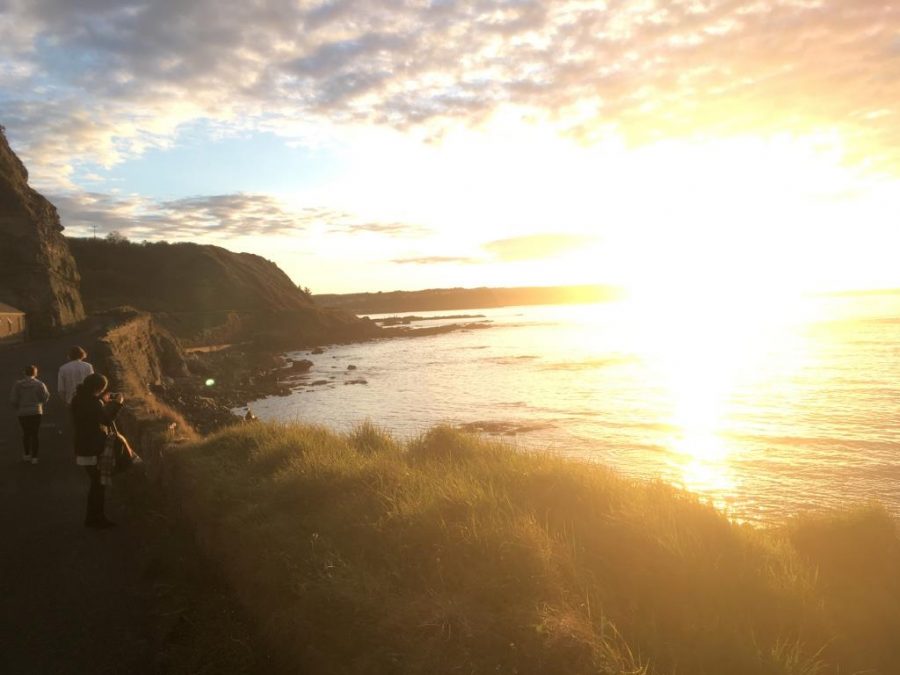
[0,320,156,674]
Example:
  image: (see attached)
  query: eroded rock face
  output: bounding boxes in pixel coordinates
[0,129,85,335]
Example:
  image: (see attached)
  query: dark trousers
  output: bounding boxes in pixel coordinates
[18,415,41,457]
[84,466,106,524]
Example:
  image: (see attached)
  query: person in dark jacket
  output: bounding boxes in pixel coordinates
[9,365,51,464]
[71,373,124,528]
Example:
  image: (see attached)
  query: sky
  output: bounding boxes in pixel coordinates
[1,0,899,295]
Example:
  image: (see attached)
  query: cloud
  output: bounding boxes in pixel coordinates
[328,221,430,236]
[391,255,481,265]
[51,190,428,241]
[2,0,899,185]
[483,234,598,262]
[54,192,314,239]
[391,232,597,266]
[157,194,309,237]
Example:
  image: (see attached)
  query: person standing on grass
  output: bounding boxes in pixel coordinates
[9,365,51,464]
[58,346,93,406]
[71,373,123,528]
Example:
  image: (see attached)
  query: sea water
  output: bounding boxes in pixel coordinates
[243,294,900,523]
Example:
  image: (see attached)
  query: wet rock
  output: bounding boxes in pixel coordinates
[311,379,329,386]
[311,347,325,355]
[457,420,554,435]
[347,364,357,370]
[345,378,368,385]
[289,358,313,372]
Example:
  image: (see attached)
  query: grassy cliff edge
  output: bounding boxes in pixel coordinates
[167,422,900,675]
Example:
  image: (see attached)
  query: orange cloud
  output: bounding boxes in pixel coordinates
[1,0,898,184]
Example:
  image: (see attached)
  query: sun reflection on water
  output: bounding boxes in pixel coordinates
[620,281,821,508]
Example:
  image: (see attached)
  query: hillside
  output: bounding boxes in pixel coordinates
[315,284,621,314]
[69,237,380,347]
[69,237,315,313]
[0,128,85,334]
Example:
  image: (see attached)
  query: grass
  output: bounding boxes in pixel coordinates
[168,421,900,675]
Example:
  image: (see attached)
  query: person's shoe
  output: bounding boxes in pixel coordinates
[30,457,39,464]
[22,454,32,462]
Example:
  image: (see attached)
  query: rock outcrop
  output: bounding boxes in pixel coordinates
[0,128,85,334]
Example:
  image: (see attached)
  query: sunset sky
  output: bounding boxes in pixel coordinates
[1,0,898,294]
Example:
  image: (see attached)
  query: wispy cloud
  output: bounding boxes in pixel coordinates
[1,0,898,186]
[483,234,598,262]
[392,232,597,266]
[328,220,430,236]
[51,190,427,241]
[392,255,481,265]
[53,192,305,239]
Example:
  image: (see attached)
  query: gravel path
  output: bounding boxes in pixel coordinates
[0,322,156,674]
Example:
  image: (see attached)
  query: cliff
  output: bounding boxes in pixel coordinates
[92,308,197,449]
[69,237,380,347]
[0,128,85,334]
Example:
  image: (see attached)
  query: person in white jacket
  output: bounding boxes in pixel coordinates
[58,346,94,406]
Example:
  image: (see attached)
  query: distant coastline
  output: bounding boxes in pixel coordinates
[315,284,623,315]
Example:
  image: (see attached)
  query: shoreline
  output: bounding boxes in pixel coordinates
[162,318,497,434]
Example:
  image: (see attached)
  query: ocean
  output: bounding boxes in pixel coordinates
[243,293,900,523]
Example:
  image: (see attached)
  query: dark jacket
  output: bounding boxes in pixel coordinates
[71,392,122,458]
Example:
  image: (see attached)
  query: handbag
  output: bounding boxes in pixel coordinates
[109,422,141,473]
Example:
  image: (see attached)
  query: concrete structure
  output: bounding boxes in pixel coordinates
[0,302,26,344]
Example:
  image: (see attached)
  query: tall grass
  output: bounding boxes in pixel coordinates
[169,422,900,674]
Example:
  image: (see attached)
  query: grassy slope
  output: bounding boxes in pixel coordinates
[67,237,380,347]
[68,237,314,313]
[169,423,900,675]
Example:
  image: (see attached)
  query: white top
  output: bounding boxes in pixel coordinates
[58,360,94,404]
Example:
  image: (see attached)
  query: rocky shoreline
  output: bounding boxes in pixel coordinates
[156,318,495,434]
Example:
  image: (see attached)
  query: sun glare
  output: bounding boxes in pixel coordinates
[621,282,802,503]
[607,134,840,497]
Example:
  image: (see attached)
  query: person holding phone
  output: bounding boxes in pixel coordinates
[70,373,124,528]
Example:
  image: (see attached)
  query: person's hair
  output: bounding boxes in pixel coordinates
[77,373,108,397]
[69,346,87,360]
[24,365,37,377]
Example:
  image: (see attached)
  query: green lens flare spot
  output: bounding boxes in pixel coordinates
[205,378,215,387]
